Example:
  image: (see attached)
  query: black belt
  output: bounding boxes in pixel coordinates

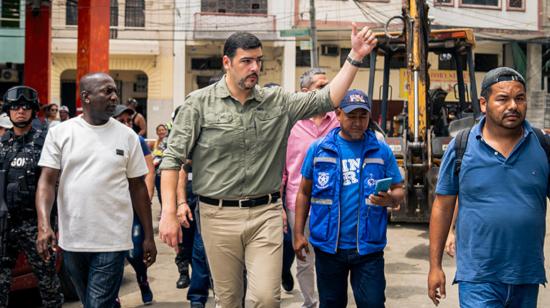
[199,192,280,207]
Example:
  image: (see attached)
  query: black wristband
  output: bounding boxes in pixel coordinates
[346,55,363,67]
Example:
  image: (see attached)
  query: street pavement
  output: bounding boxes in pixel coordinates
[55,197,549,307]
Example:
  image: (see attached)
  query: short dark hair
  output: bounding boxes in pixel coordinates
[223,32,262,59]
[480,87,492,102]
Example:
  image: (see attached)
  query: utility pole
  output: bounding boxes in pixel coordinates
[309,0,318,67]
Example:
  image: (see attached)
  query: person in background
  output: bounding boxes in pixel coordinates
[59,106,70,122]
[0,86,63,307]
[0,113,13,137]
[43,104,60,129]
[283,67,340,307]
[126,98,147,137]
[152,124,168,207]
[113,104,156,306]
[262,81,296,294]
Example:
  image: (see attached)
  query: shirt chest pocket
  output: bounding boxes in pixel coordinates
[312,157,338,197]
[362,158,386,195]
[255,106,286,142]
[202,112,239,147]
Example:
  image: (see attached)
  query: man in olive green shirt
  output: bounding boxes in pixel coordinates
[160,25,377,307]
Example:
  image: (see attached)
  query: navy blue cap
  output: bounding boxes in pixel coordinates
[340,89,371,113]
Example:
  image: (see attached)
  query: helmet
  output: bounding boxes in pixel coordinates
[2,86,40,114]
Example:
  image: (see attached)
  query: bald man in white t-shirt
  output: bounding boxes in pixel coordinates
[35,72,157,308]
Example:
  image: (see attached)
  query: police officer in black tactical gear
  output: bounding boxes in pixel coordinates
[0,86,63,307]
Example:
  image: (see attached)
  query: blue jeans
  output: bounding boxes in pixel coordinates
[63,250,126,308]
[314,248,385,308]
[127,214,148,283]
[187,229,212,304]
[459,281,539,308]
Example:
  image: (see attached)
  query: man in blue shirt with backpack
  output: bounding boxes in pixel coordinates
[294,89,404,308]
[428,67,549,308]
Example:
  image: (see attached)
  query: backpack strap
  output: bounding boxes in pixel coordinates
[532,127,550,181]
[453,128,472,177]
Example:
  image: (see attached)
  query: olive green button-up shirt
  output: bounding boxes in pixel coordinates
[160,76,334,199]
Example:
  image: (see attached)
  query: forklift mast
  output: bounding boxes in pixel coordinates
[369,1,480,222]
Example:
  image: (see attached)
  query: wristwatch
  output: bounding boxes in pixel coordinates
[346,55,363,67]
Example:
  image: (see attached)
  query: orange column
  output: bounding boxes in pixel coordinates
[24,2,51,107]
[76,0,110,112]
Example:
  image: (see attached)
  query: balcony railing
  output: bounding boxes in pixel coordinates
[193,12,276,40]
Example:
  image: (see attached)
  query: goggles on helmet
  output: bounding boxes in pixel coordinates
[3,86,38,103]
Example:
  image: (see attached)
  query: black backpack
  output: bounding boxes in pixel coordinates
[453,127,550,177]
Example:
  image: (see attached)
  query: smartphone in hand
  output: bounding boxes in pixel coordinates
[374,177,392,195]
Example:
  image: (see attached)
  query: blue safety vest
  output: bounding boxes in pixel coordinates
[308,128,394,255]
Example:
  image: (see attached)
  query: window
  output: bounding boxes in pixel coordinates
[66,0,118,28]
[201,0,268,15]
[125,0,145,27]
[460,0,499,7]
[133,74,148,93]
[110,0,118,27]
[66,0,78,26]
[296,47,311,67]
[389,53,407,69]
[339,48,370,68]
[191,57,223,70]
[110,0,118,38]
[475,53,499,72]
[507,0,524,10]
[438,54,467,70]
[1,0,20,28]
[434,0,454,6]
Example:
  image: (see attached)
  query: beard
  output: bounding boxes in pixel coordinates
[238,73,259,90]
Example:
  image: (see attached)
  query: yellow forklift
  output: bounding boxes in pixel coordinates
[368,1,481,222]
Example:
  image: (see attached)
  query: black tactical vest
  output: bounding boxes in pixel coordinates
[0,128,45,217]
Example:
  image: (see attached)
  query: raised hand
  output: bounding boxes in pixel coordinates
[350,22,377,59]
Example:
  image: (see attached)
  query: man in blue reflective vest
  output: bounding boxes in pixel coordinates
[294,89,404,308]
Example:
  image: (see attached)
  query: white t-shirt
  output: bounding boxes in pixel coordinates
[39,116,148,252]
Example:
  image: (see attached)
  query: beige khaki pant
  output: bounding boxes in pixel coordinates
[200,200,284,308]
[287,210,318,308]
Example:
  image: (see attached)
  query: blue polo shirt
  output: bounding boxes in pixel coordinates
[436,117,548,285]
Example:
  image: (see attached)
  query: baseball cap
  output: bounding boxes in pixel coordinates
[0,113,13,129]
[113,104,133,118]
[481,67,525,93]
[339,89,371,113]
[59,105,69,113]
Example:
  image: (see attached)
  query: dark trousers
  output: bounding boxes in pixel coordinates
[314,248,386,308]
[281,191,295,279]
[154,173,162,206]
[175,181,198,272]
[0,220,63,307]
[187,229,211,304]
[63,251,126,308]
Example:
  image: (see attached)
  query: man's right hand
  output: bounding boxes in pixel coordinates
[428,267,446,306]
[159,214,182,252]
[36,226,57,261]
[293,232,310,261]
